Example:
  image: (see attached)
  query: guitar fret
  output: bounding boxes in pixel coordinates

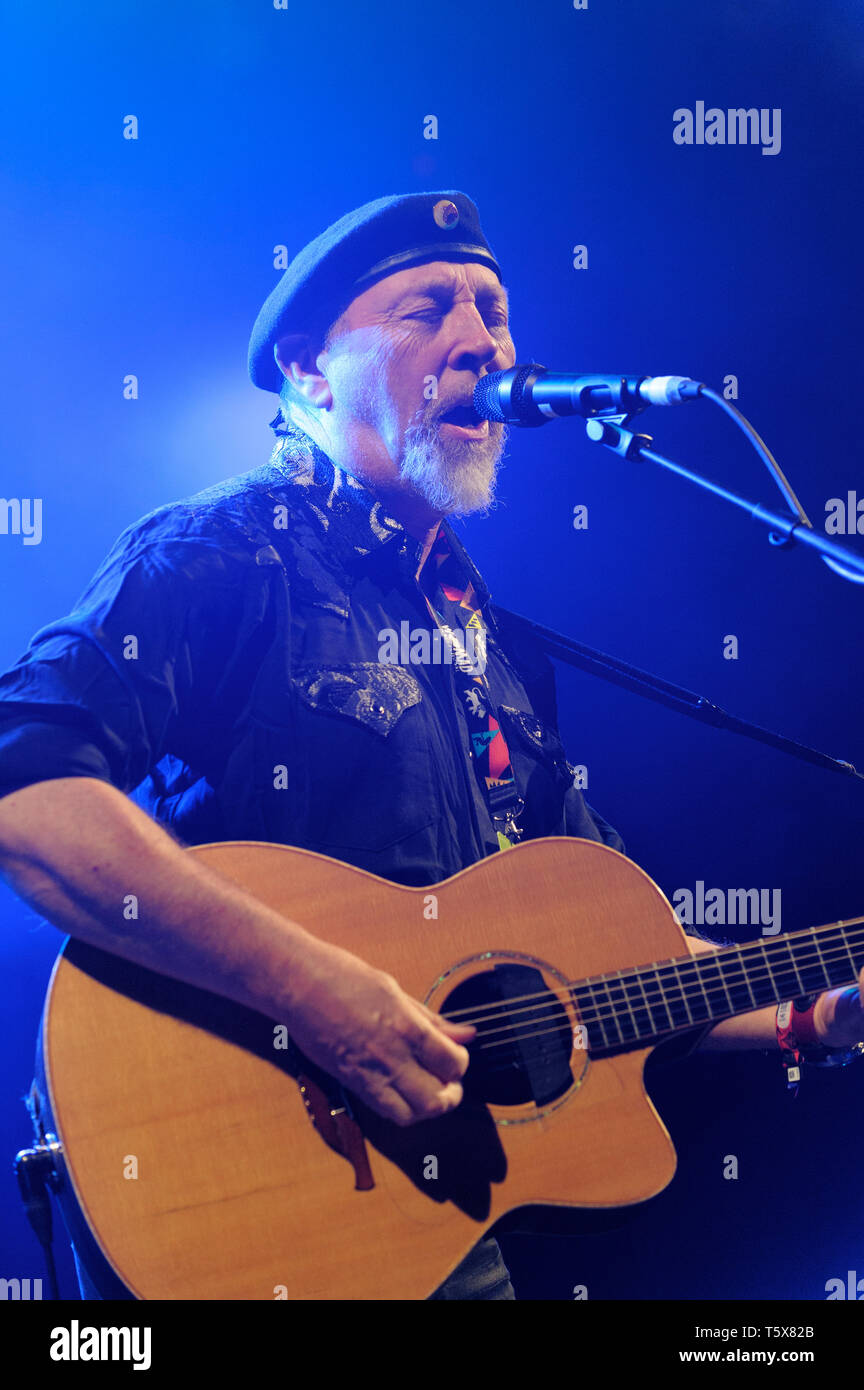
[810,931,831,994]
[820,926,860,991]
[574,919,864,1056]
[598,975,628,1046]
[741,950,759,1009]
[577,979,620,1050]
[839,927,861,984]
[649,964,692,1035]
[752,939,793,1009]
[621,967,654,1039]
[639,965,676,1036]
[609,969,641,1043]
[687,957,712,1020]
[597,977,623,1047]
[632,965,657,1037]
[757,938,803,1002]
[787,931,832,997]
[717,948,757,1014]
[690,952,734,1020]
[664,963,699,1030]
[787,942,806,998]
[756,942,774,1007]
[669,959,695,1026]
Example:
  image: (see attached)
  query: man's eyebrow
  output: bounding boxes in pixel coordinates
[391,280,510,309]
[477,283,510,308]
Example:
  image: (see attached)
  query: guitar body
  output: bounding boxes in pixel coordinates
[40,836,694,1300]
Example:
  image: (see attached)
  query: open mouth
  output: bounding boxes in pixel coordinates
[438,401,488,433]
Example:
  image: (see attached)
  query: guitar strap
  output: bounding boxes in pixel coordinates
[417,525,525,850]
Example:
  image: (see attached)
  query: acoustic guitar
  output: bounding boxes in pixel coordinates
[35,836,864,1299]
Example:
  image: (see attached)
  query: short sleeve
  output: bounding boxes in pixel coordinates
[0,527,259,800]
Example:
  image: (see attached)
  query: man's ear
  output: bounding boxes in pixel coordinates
[273,333,333,408]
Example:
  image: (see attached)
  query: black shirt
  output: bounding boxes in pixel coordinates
[0,434,624,886]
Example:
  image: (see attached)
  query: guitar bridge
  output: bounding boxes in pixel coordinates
[298,1073,375,1191]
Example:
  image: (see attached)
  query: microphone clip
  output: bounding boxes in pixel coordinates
[585,415,653,460]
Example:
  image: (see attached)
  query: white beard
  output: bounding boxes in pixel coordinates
[397,409,508,517]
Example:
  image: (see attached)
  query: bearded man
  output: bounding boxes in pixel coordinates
[2,192,861,1301]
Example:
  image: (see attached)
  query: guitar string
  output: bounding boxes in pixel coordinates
[437,927,864,1035]
[469,992,778,1050]
[459,1004,785,1068]
[470,995,856,1058]
[472,1015,686,1057]
[442,946,864,1041]
[436,913,864,1028]
[445,938,864,1039]
[437,922,864,1024]
[440,933,864,1031]
[460,967,863,1053]
[463,964,864,1056]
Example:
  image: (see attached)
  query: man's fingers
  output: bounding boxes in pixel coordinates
[361,1079,415,1127]
[411,1011,475,1084]
[355,1005,473,1123]
[415,998,477,1042]
[389,1068,465,1125]
[359,1062,464,1126]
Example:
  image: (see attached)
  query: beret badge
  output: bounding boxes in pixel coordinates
[249,191,501,393]
[432,198,460,230]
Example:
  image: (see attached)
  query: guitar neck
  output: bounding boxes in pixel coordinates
[573,915,864,1055]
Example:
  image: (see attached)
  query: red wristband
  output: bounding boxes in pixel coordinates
[777,997,820,1049]
[776,998,822,1094]
[789,998,821,1047]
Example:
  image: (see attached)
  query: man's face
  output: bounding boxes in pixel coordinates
[311,260,516,524]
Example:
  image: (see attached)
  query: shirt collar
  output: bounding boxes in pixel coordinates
[271,430,493,610]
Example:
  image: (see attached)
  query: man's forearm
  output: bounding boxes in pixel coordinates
[2,792,849,1062]
[685,934,779,1051]
[697,992,861,1051]
[0,776,317,1023]
[696,1004,778,1051]
[688,936,857,1052]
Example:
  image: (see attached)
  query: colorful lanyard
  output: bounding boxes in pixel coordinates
[417,527,524,850]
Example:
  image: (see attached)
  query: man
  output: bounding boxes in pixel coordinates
[1,191,862,1301]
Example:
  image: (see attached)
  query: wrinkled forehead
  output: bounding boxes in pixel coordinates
[341,259,510,323]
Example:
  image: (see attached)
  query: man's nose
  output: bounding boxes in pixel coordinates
[447,304,502,372]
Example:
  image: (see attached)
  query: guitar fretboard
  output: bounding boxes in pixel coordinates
[571,918,864,1054]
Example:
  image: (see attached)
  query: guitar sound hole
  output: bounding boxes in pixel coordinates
[442,963,573,1108]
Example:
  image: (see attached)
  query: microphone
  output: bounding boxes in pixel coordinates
[473,363,703,427]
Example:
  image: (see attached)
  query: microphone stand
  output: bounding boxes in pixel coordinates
[493,603,864,783]
[492,408,864,783]
[584,410,864,584]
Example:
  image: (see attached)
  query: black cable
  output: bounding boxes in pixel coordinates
[14,1147,61,1300]
[696,384,813,528]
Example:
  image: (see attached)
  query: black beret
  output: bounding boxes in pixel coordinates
[248,190,502,394]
